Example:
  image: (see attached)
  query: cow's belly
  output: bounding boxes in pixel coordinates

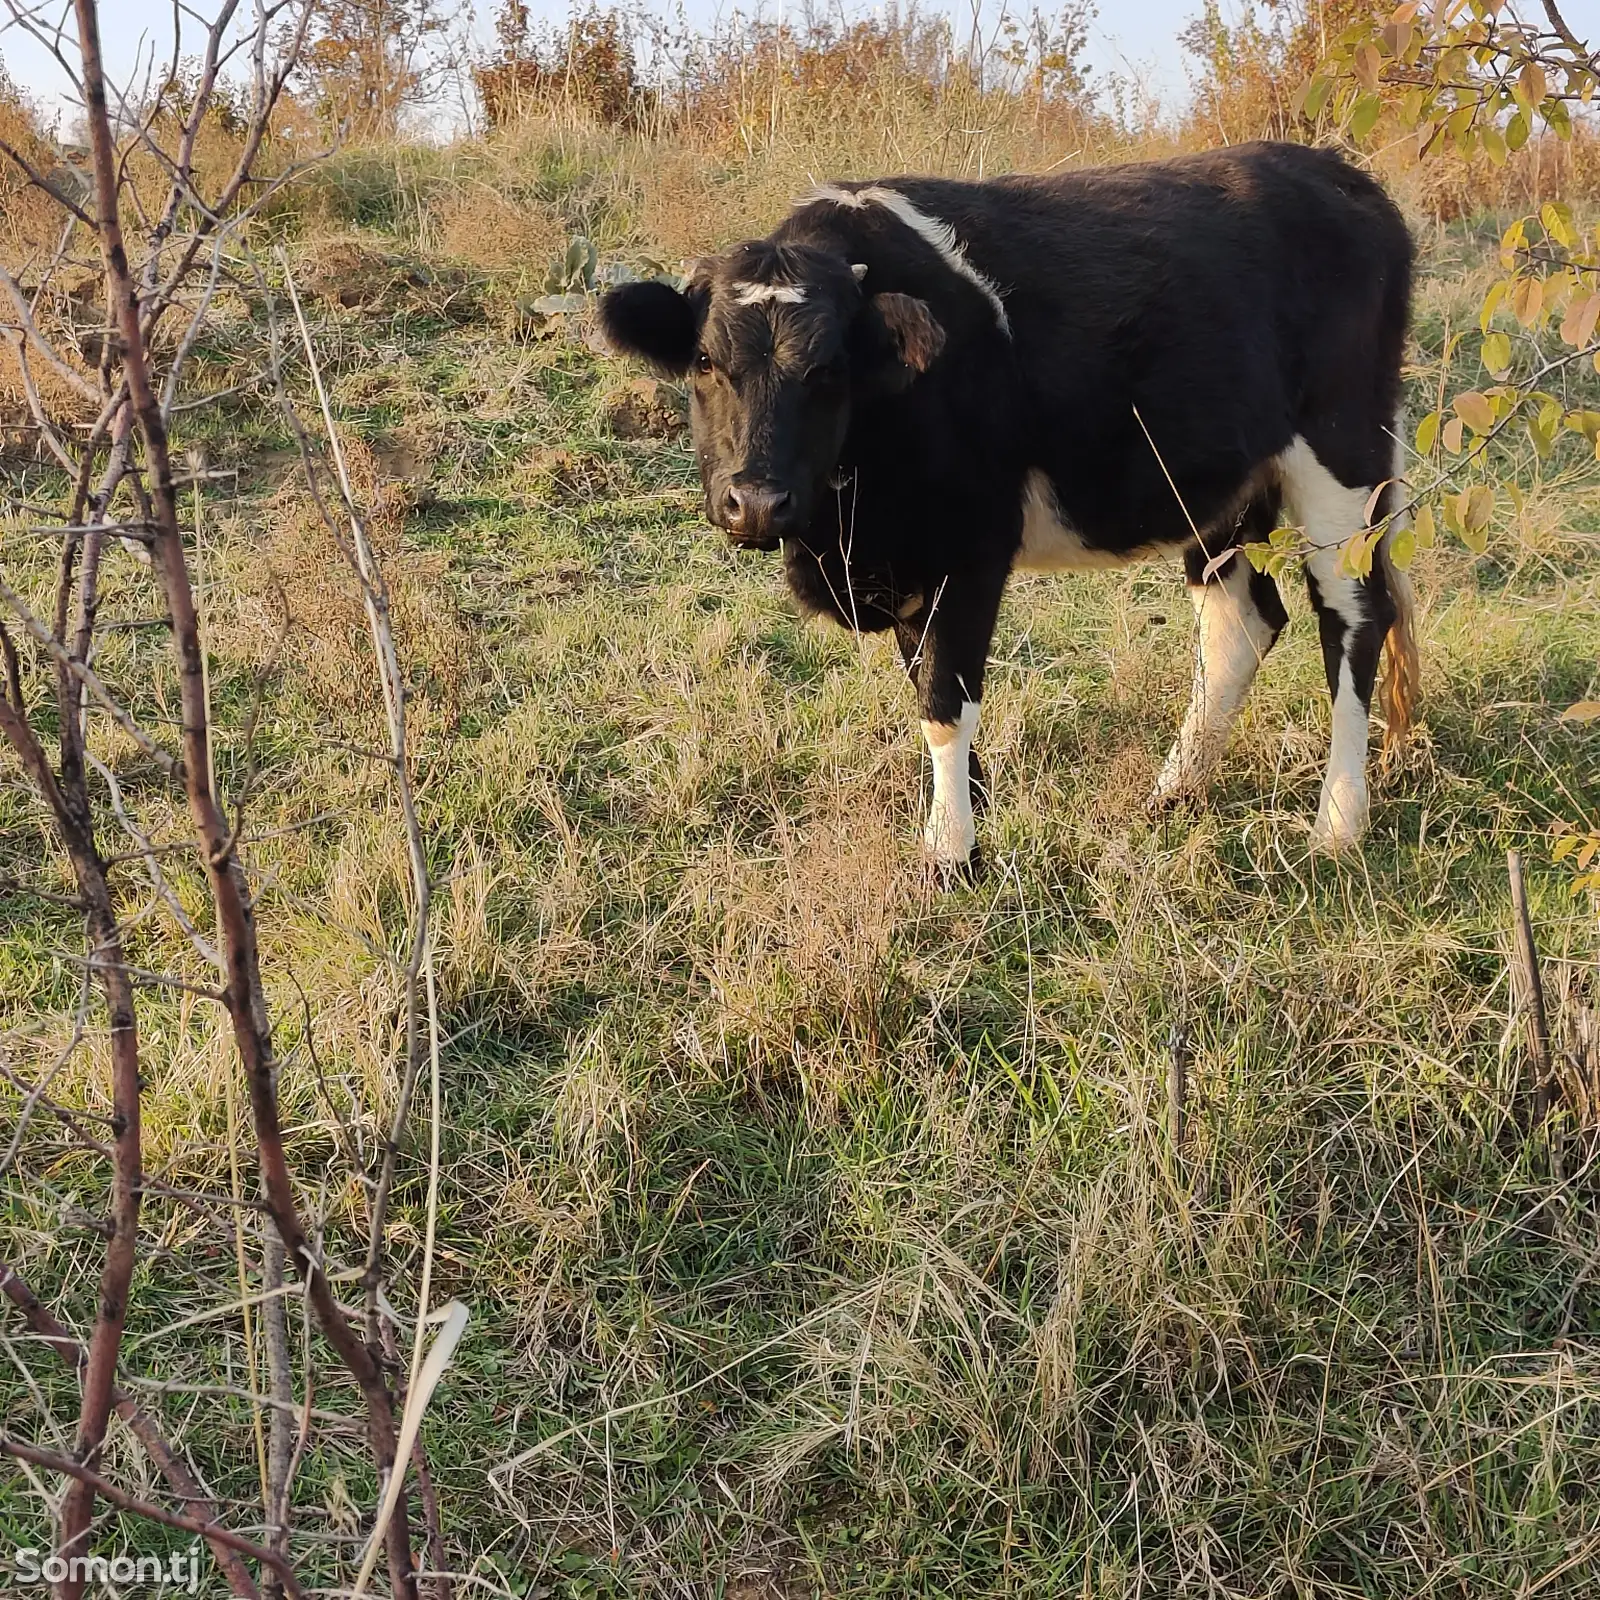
[1015,468,1167,572]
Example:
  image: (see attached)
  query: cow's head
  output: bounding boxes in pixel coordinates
[598,241,945,548]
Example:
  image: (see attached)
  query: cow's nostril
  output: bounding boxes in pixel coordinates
[723,483,792,539]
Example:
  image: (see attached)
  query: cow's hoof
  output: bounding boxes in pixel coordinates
[1146,785,1200,821]
[1308,821,1365,857]
[1309,787,1369,856]
[926,847,986,890]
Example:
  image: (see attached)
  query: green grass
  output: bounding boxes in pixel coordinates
[3,217,1600,1598]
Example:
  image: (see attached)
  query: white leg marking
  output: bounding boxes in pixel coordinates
[1153,557,1276,803]
[1314,659,1371,851]
[1279,435,1375,851]
[922,701,980,866]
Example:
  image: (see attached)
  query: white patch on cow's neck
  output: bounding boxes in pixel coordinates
[733,281,807,306]
[1016,469,1153,571]
[802,183,1011,337]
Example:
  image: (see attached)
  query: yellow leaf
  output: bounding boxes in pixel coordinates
[1442,415,1465,454]
[1512,275,1544,327]
[1481,331,1511,374]
[1454,390,1495,433]
[1480,278,1508,330]
[1541,200,1577,250]
[1414,502,1436,550]
[1354,43,1382,91]
[1338,526,1380,579]
[1520,61,1548,110]
[1562,701,1600,723]
[1561,291,1600,348]
[1480,124,1508,166]
[1415,410,1440,455]
[1463,481,1495,533]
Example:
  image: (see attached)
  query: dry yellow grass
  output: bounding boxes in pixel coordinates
[4,14,1600,1596]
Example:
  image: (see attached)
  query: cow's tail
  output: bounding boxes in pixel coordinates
[1377,511,1420,762]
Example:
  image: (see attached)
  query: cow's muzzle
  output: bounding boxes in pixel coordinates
[718,481,796,547]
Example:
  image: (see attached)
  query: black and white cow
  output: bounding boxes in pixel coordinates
[600,140,1419,877]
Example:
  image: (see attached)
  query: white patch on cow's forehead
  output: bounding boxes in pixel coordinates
[802,183,1011,336]
[733,281,808,306]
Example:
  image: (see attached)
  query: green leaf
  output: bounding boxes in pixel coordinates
[1349,92,1382,143]
[1387,520,1416,570]
[1298,74,1332,119]
[1480,331,1512,375]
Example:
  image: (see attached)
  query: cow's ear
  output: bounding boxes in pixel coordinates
[854,292,946,392]
[598,279,702,375]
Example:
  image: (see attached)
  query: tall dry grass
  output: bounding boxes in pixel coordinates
[265,1,1600,290]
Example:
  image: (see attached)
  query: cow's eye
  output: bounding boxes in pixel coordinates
[694,351,714,375]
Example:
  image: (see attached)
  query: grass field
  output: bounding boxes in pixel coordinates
[4,152,1600,1597]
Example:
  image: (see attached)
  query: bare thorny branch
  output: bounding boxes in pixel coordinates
[1,4,449,1596]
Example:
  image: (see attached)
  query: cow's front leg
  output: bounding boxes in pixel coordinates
[895,565,1007,882]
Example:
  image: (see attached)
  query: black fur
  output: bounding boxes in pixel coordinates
[598,141,1414,863]
[598,278,703,375]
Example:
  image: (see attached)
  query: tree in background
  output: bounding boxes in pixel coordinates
[476,3,643,129]
[298,0,454,138]
[1183,0,1369,140]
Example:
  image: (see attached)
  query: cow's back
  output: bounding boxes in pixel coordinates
[870,143,1411,548]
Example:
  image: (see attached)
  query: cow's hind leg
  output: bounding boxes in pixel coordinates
[1277,436,1397,852]
[895,562,1008,881]
[1151,492,1287,810]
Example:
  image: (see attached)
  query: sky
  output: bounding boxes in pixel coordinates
[0,0,1202,131]
[5,1,1600,136]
